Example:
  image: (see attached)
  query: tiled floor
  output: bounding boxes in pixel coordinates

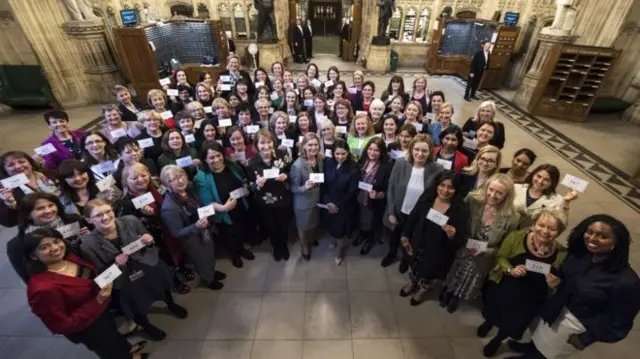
[0,60,639,359]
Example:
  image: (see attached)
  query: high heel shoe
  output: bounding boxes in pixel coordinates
[360,240,374,255]
[399,282,417,297]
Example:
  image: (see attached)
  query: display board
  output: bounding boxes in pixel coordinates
[145,22,219,71]
[440,21,496,58]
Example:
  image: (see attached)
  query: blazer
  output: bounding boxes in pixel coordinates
[246,148,292,208]
[433,146,469,173]
[161,191,210,246]
[193,161,250,225]
[41,130,85,171]
[219,69,255,98]
[118,101,142,122]
[462,117,506,149]
[27,253,109,335]
[157,147,200,179]
[428,123,460,146]
[384,158,444,228]
[80,215,158,275]
[290,156,324,210]
[322,158,359,209]
[513,184,565,225]
[470,50,489,75]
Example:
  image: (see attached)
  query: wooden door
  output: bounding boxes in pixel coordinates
[113,27,159,101]
[309,1,341,36]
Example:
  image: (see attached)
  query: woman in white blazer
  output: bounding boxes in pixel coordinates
[513,164,577,227]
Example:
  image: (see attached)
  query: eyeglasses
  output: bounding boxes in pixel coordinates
[168,174,187,183]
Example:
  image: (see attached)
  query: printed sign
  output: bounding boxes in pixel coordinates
[263,168,280,179]
[176,156,193,168]
[466,239,488,253]
[197,204,216,219]
[436,158,453,170]
[121,238,147,255]
[95,175,115,192]
[358,181,373,192]
[131,192,155,209]
[525,259,551,275]
[218,118,233,127]
[1,173,29,189]
[34,143,57,156]
[138,138,154,148]
[56,222,80,239]
[310,173,325,183]
[166,89,179,97]
[561,174,589,193]
[94,264,123,289]
[426,208,449,226]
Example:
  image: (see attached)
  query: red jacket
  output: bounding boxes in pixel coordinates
[27,253,109,335]
[433,146,469,173]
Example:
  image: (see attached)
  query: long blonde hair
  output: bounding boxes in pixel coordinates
[470,173,516,216]
[462,145,501,175]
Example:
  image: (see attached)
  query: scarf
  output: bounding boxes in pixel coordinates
[357,160,379,206]
[25,217,65,234]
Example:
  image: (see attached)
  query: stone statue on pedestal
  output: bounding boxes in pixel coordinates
[377,0,395,38]
[62,0,98,20]
[542,0,577,37]
[254,0,278,43]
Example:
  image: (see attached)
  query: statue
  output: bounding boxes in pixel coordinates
[377,0,395,38]
[561,7,577,32]
[254,0,278,43]
[542,0,576,36]
[62,0,98,20]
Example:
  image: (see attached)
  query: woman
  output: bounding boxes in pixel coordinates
[428,102,459,146]
[306,63,321,88]
[514,164,578,225]
[294,110,317,146]
[195,82,214,107]
[426,91,445,114]
[147,89,176,129]
[270,78,285,109]
[81,131,118,181]
[381,75,409,110]
[196,118,221,150]
[440,173,521,313]
[403,100,426,133]
[194,142,256,268]
[409,76,429,115]
[233,78,252,104]
[347,70,364,103]
[114,85,142,122]
[311,93,330,129]
[100,104,143,144]
[283,70,295,89]
[369,99,386,133]
[254,67,272,90]
[462,101,506,149]
[302,87,316,110]
[297,75,310,100]
[377,115,399,148]
[40,109,85,170]
[7,192,89,283]
[323,66,340,94]
[116,163,192,295]
[330,98,353,132]
[329,81,348,104]
[225,126,257,166]
[199,72,215,94]
[382,134,444,269]
[80,199,188,340]
[270,111,293,154]
[160,165,226,290]
[271,62,284,80]
[0,151,59,227]
[170,85,193,114]
[399,171,469,306]
[220,55,254,97]
[387,95,406,122]
[58,159,119,216]
[319,120,337,157]
[254,97,272,129]
[352,81,375,112]
[388,124,417,160]
[25,227,149,359]
[480,210,568,357]
[280,88,300,116]
[172,70,193,92]
[347,113,376,161]
[459,145,501,197]
[246,129,293,261]
[321,138,359,264]
[500,148,537,184]
[507,215,639,359]
[157,129,200,179]
[354,137,392,255]
[461,121,498,162]
[135,110,165,165]
[290,133,324,260]
[434,127,469,173]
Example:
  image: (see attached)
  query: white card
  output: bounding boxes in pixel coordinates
[294,89,300,95]
[218,118,233,127]
[255,81,264,87]
[245,125,259,134]
[1,173,29,189]
[316,203,329,209]
[298,135,304,143]
[268,107,274,114]
[230,187,245,199]
[304,99,313,107]
[324,80,334,87]
[204,106,213,113]
[316,114,327,122]
[289,115,297,123]
[166,89,179,96]
[356,111,368,116]
[324,149,332,157]
[466,239,488,253]
[161,110,173,120]
[358,181,373,191]
[437,158,453,170]
[185,134,196,143]
[94,264,123,289]
[121,238,147,255]
[390,150,405,160]
[95,175,115,192]
[310,173,325,183]
[425,113,436,122]
[348,87,357,94]
[91,161,114,174]
[311,79,322,87]
[462,137,477,150]
[34,143,57,156]
[231,151,246,162]
[221,84,232,91]
[561,174,589,193]
[336,126,348,134]
[220,75,231,82]
[110,128,127,139]
[285,83,294,89]
[138,138,154,148]
[426,208,449,226]
[132,192,155,209]
[282,139,294,148]
[159,77,171,86]
[263,168,280,179]
[414,123,424,132]
[56,222,80,239]
[197,204,216,219]
[176,156,193,168]
[525,259,552,275]
[270,92,279,100]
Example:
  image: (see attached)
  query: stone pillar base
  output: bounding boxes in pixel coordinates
[366,44,391,73]
[258,43,283,68]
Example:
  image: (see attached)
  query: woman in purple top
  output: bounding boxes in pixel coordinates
[40,110,85,171]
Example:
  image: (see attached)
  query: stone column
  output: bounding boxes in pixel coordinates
[357,0,377,63]
[426,0,443,44]
[513,33,576,109]
[62,18,124,103]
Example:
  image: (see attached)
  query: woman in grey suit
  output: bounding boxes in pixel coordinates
[382,134,445,270]
[80,199,188,341]
[290,132,324,260]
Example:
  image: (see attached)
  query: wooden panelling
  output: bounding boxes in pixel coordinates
[113,27,159,101]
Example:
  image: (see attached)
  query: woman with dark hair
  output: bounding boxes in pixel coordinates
[225,126,257,167]
[433,127,469,173]
[500,148,537,184]
[135,111,166,166]
[80,131,118,181]
[254,67,272,90]
[157,129,200,179]
[196,118,221,150]
[232,78,252,104]
[323,66,341,95]
[306,63,321,83]
[426,90,445,114]
[25,227,150,359]
[321,138,359,264]
[194,142,256,268]
[280,88,301,116]
[7,192,89,283]
[461,121,498,162]
[40,109,85,170]
[114,85,143,123]
[388,124,418,160]
[170,86,193,115]
[352,81,376,112]
[99,104,143,144]
[328,80,349,104]
[0,151,59,227]
[387,95,406,121]
[80,199,188,341]
[113,136,159,186]
[377,115,400,148]
[381,75,410,111]
[354,137,393,254]
[399,171,469,306]
[330,98,353,132]
[507,215,640,359]
[58,159,120,216]
[310,93,330,129]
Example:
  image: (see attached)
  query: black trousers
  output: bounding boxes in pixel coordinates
[258,205,291,252]
[464,72,482,99]
[65,310,132,359]
[305,37,313,58]
[387,213,409,257]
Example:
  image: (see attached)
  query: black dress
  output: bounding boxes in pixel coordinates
[483,234,558,339]
[212,167,249,228]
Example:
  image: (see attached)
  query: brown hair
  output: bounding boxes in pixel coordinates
[406,134,435,164]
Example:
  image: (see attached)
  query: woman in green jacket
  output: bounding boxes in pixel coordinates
[157,129,200,179]
[346,113,375,161]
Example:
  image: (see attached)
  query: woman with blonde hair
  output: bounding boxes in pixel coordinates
[409,76,429,116]
[427,102,459,146]
[147,89,176,129]
[440,173,521,313]
[462,100,505,149]
[403,100,426,133]
[347,113,375,161]
[460,145,501,197]
[135,110,165,165]
[319,119,337,156]
[348,70,364,103]
[194,82,214,107]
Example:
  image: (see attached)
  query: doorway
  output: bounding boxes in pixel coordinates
[308,0,342,54]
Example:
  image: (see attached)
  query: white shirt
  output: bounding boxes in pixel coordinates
[484,51,489,68]
[297,25,303,35]
[401,167,425,215]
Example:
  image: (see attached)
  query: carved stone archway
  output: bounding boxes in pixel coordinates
[505,15,554,88]
[166,1,194,17]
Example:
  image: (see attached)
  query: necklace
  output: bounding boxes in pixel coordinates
[49,260,69,273]
[531,235,552,257]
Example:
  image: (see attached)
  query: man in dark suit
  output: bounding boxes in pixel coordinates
[292,18,307,63]
[339,18,349,57]
[303,19,313,59]
[465,41,492,101]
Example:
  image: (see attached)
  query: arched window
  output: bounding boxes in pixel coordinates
[218,4,232,33]
[388,7,403,40]
[402,8,417,42]
[248,4,258,39]
[233,3,246,37]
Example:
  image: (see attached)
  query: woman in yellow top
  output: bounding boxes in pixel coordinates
[346,113,375,161]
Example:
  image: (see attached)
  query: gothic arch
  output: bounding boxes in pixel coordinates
[455,9,477,19]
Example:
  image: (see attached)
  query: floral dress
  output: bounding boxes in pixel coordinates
[445,223,492,300]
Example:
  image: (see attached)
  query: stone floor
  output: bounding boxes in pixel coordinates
[0,59,639,359]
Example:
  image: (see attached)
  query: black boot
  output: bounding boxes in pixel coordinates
[398,260,409,274]
[483,335,504,357]
[381,253,395,267]
[506,340,535,354]
[167,303,188,319]
[446,296,459,313]
[477,320,493,338]
[439,289,452,308]
[360,239,374,255]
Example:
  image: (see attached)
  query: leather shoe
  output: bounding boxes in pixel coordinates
[483,336,503,357]
[380,253,395,267]
[477,321,493,338]
[214,270,227,281]
[360,241,374,255]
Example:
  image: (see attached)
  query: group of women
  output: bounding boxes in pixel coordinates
[1,56,638,359]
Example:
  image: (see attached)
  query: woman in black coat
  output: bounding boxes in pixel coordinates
[219,55,255,99]
[399,171,469,306]
[321,139,359,265]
